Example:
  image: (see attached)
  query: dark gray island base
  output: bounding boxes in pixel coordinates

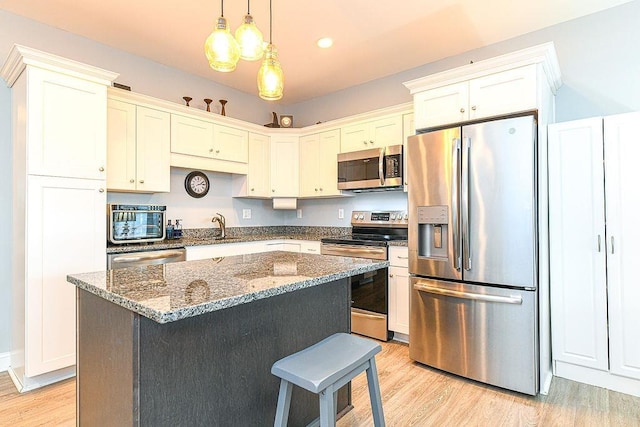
[69,252,388,426]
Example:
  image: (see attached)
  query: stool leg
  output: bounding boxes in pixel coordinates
[274,379,293,427]
[366,359,385,427]
[319,385,336,427]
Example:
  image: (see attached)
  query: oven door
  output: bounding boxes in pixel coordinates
[351,267,389,341]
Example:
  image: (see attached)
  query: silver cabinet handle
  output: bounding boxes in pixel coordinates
[369,140,375,144]
[471,105,477,111]
[363,141,368,145]
[209,148,214,152]
[452,138,461,271]
[99,166,105,172]
[389,274,394,278]
[216,150,220,154]
[250,188,255,191]
[462,137,471,271]
[272,189,275,192]
[99,188,105,193]
[130,179,135,183]
[597,235,601,252]
[378,148,385,186]
[396,255,408,259]
[460,108,465,113]
[139,180,144,184]
[611,236,615,254]
[315,188,318,192]
[414,282,523,305]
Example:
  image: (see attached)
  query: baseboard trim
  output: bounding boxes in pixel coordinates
[555,360,640,398]
[0,351,9,372]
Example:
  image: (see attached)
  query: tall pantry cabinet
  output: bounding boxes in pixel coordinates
[1,45,117,391]
[549,112,640,397]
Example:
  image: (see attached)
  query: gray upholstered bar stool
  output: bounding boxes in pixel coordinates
[271,332,385,427]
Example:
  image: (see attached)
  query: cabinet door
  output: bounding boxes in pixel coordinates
[299,134,320,197]
[247,133,271,197]
[213,124,248,163]
[27,67,107,180]
[26,176,106,376]
[270,136,299,197]
[604,112,640,380]
[548,118,609,371]
[107,99,137,191]
[370,115,403,148]
[413,82,468,129]
[317,130,341,196]
[402,113,414,192]
[388,266,410,335]
[171,114,215,158]
[341,122,371,153]
[136,106,170,192]
[468,65,537,120]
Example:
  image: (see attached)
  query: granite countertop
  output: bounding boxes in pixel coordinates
[68,251,389,324]
[106,226,407,254]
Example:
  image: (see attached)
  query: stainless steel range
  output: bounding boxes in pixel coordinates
[321,210,408,341]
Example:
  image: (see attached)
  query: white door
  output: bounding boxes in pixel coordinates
[604,112,640,380]
[548,118,609,371]
[26,175,106,376]
[107,99,136,191]
[468,65,537,120]
[413,82,468,129]
[27,67,107,180]
[247,133,271,197]
[136,106,170,192]
[171,114,215,158]
[299,134,320,197]
[213,124,248,163]
[388,266,410,335]
[270,136,299,197]
[317,129,341,196]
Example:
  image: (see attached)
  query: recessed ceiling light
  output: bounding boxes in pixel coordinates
[317,37,333,49]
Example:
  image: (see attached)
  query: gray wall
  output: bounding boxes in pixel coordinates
[1,2,639,355]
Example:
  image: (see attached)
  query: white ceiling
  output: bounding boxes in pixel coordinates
[0,0,632,104]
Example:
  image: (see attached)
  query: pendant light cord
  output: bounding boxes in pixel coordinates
[247,0,250,14]
[221,0,224,17]
[269,0,273,43]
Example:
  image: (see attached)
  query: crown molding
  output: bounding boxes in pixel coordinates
[1,44,119,88]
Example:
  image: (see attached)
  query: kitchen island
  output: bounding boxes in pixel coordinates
[67,251,388,426]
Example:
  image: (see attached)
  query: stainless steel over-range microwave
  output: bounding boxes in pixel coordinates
[337,145,403,191]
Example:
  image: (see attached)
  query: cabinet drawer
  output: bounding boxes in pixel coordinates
[389,246,409,267]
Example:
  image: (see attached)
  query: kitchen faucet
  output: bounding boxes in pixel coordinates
[211,212,226,239]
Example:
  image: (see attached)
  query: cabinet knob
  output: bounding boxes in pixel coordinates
[369,140,374,144]
[363,141,368,145]
[209,148,214,152]
[389,274,394,278]
[216,150,220,154]
[130,179,135,183]
[315,188,318,192]
[99,166,105,172]
[319,188,323,191]
[471,105,477,111]
[272,189,275,192]
[139,180,145,184]
[99,188,105,193]
[251,188,255,191]
[460,108,465,113]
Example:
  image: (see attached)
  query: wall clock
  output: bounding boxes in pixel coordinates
[184,171,210,198]
[280,115,293,128]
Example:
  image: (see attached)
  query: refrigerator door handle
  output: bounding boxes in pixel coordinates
[378,148,385,186]
[413,282,523,305]
[462,137,471,271]
[452,138,461,270]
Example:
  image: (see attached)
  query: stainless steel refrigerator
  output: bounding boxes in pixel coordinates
[407,113,539,395]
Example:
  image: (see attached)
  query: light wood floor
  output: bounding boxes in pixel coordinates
[1,340,639,426]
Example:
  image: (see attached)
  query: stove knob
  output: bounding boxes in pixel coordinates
[353,214,359,220]
[404,213,409,220]
[359,214,365,220]
[391,214,396,220]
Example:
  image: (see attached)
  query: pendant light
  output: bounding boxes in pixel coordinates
[204,0,241,72]
[235,0,264,61]
[257,0,284,100]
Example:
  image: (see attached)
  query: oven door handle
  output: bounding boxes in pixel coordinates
[321,244,387,260]
[111,250,186,264]
[413,282,523,305]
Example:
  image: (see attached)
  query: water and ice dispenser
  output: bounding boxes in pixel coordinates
[417,205,449,260]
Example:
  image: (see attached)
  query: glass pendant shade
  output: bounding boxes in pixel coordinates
[204,16,241,72]
[235,14,264,61]
[257,44,284,100]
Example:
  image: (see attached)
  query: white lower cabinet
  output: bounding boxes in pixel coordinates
[17,176,106,386]
[388,246,410,338]
[549,112,640,397]
[186,242,266,260]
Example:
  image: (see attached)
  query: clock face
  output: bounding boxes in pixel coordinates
[280,115,292,128]
[185,171,210,198]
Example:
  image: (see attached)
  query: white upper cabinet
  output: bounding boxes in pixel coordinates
[107,99,170,192]
[340,115,403,153]
[299,129,341,197]
[212,124,248,163]
[246,132,271,198]
[171,114,215,158]
[270,135,299,197]
[405,43,562,130]
[26,67,108,180]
